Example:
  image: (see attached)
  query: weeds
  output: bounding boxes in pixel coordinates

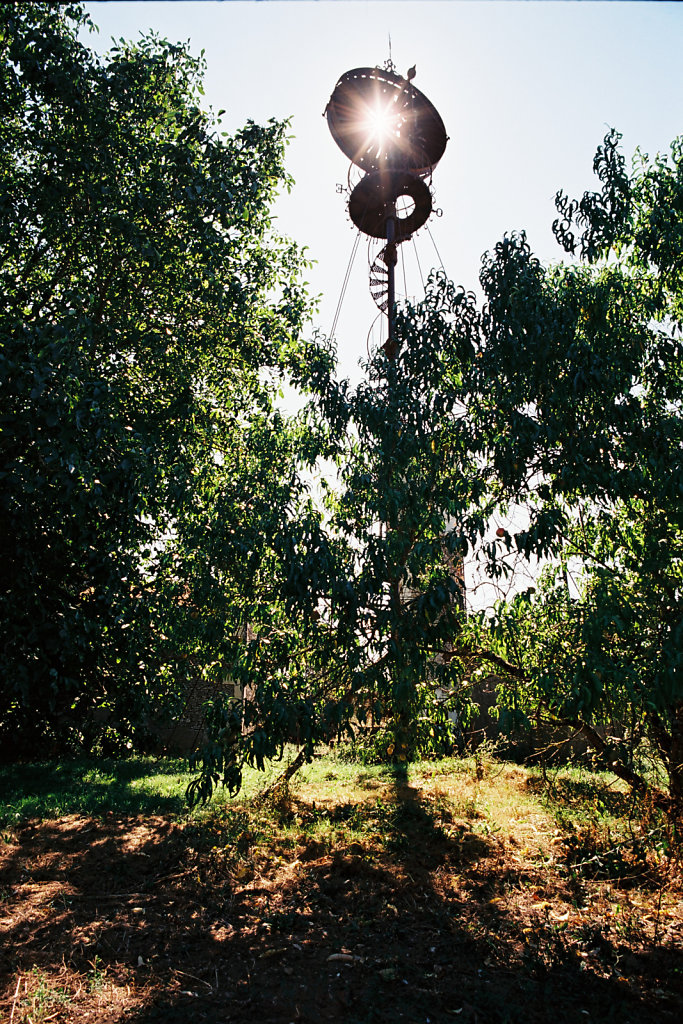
[87,955,105,993]
[472,739,499,780]
[526,763,680,890]
[11,969,72,1023]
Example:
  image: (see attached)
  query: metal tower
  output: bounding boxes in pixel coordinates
[324,62,447,358]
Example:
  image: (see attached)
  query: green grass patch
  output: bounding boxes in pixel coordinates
[0,756,192,825]
[0,742,506,830]
[527,763,634,831]
[15,968,73,1022]
[0,751,308,826]
[0,744,665,872]
[525,762,672,881]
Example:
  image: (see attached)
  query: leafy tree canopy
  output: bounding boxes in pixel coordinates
[192,130,683,815]
[0,1,324,755]
[461,130,683,811]
[2,3,680,816]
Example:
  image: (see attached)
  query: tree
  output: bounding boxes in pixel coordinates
[193,130,683,816]
[0,2,318,755]
[189,276,497,802]
[460,131,682,812]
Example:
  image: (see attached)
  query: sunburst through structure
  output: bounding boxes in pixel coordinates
[325,63,447,358]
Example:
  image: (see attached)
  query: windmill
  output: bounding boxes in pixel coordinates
[324,62,447,358]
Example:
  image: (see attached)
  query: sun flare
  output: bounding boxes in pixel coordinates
[361,99,400,153]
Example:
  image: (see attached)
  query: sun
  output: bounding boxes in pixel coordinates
[361,98,401,156]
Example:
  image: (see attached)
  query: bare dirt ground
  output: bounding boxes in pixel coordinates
[1,765,681,1024]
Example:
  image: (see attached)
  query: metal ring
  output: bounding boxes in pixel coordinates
[348,170,432,242]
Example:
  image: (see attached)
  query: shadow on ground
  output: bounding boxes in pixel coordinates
[1,775,681,1024]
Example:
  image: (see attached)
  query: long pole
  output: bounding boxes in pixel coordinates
[384,202,397,360]
[382,202,408,754]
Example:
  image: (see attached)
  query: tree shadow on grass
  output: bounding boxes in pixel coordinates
[0,757,190,825]
[0,768,681,1024]
[128,768,682,1024]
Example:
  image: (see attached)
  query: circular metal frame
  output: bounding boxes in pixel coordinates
[325,66,447,176]
[348,170,432,242]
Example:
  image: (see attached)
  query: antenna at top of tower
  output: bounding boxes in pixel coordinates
[385,34,396,75]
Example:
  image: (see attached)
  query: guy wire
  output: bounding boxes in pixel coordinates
[427,224,447,274]
[400,241,408,302]
[412,235,426,294]
[366,310,382,359]
[330,229,362,342]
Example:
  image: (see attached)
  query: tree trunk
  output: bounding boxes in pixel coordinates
[257,747,309,802]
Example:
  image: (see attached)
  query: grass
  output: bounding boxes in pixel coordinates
[11,968,72,1023]
[0,746,661,831]
[1,748,680,1024]
[187,752,621,885]
[0,747,481,830]
[0,750,300,828]
[0,756,193,827]
[0,746,673,886]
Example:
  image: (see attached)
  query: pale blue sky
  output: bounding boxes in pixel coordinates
[84,1,683,381]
